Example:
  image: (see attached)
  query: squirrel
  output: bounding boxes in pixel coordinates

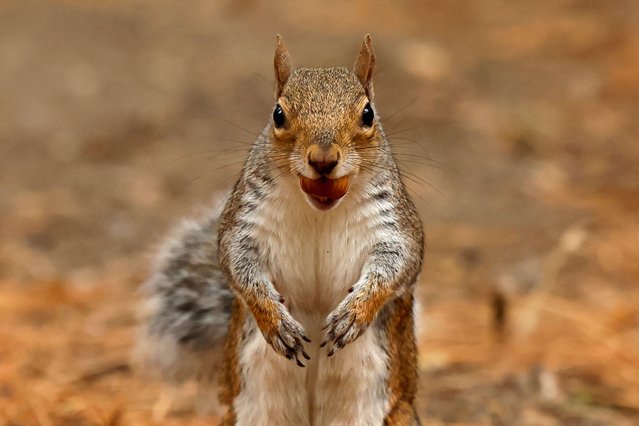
[136,34,425,426]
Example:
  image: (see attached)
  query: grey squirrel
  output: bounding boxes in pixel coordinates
[137,34,425,426]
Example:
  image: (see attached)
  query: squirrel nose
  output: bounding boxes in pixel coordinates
[309,159,338,177]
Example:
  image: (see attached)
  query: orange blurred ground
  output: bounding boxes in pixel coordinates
[1,0,639,424]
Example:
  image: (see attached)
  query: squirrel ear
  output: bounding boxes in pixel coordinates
[274,34,292,98]
[353,34,376,98]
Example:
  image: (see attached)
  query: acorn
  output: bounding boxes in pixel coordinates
[299,175,350,200]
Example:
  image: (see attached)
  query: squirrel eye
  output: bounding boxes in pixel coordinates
[362,102,374,127]
[273,104,286,128]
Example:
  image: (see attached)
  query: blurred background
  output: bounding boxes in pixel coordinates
[1,0,638,424]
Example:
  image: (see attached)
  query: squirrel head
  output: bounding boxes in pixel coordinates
[269,35,382,211]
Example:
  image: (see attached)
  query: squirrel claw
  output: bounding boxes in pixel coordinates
[322,294,370,354]
[261,307,310,366]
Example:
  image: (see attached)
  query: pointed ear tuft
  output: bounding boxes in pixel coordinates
[353,34,376,98]
[274,34,292,98]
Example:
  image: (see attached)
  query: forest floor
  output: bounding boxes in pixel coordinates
[1,0,638,424]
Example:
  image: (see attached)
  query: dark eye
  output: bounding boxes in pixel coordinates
[362,102,374,127]
[273,104,286,128]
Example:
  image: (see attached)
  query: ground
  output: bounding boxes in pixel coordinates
[1,0,639,424]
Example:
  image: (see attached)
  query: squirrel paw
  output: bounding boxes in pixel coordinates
[321,294,370,356]
[262,308,311,367]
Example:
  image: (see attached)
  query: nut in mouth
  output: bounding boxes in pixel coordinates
[299,175,350,210]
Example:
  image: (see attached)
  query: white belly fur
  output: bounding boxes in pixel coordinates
[233,179,391,425]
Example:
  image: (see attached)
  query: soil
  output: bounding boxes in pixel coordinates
[1,0,638,424]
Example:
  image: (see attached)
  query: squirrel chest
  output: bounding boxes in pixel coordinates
[250,180,383,318]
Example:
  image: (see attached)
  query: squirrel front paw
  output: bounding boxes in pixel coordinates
[259,306,311,367]
[321,293,372,356]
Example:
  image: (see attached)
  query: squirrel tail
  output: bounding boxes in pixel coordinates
[134,202,234,393]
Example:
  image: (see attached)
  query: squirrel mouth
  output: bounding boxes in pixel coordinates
[299,175,350,211]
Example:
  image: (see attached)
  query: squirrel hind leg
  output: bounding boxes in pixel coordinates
[133,211,233,391]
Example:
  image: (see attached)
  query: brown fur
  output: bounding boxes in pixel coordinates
[383,293,420,425]
[219,299,245,426]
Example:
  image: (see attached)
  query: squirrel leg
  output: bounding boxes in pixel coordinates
[225,309,311,426]
[220,229,310,365]
[314,324,390,425]
[229,278,311,366]
[322,238,421,355]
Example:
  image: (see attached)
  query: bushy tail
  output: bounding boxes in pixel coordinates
[134,205,234,391]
